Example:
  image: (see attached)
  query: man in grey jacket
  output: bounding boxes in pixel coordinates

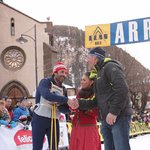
[77,47,133,150]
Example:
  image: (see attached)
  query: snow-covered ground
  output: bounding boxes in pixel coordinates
[130,134,150,150]
[102,134,150,150]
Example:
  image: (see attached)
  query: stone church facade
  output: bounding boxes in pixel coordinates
[0,1,57,103]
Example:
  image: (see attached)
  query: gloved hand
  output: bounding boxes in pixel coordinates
[10,121,17,128]
[19,115,27,122]
[0,120,9,125]
[7,124,11,128]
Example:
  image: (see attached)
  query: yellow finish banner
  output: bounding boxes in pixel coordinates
[85,24,111,48]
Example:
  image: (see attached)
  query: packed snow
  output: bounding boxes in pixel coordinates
[101,134,150,150]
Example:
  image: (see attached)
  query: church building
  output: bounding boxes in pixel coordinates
[0,1,57,103]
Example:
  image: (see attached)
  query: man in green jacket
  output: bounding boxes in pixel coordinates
[76,47,132,150]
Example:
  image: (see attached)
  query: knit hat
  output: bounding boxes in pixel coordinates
[89,47,105,60]
[20,96,27,103]
[52,62,68,74]
[2,96,8,101]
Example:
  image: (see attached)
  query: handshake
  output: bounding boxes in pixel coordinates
[67,98,79,109]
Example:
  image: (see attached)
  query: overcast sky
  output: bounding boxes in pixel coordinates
[4,0,150,69]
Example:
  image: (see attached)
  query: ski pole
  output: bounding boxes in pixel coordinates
[50,104,54,150]
[50,104,58,150]
[53,104,57,150]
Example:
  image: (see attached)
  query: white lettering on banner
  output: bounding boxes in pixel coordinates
[143,19,150,40]
[18,135,32,143]
[115,22,139,43]
[14,129,33,146]
[115,23,125,43]
[112,17,150,45]
[129,21,138,42]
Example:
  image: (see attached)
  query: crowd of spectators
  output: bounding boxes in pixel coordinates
[0,96,33,129]
[131,112,150,125]
[0,96,150,130]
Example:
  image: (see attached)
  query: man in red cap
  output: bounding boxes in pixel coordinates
[32,61,76,150]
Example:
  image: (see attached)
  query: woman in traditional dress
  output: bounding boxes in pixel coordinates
[69,72,101,150]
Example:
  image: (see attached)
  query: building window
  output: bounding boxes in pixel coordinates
[10,18,15,36]
[1,46,26,71]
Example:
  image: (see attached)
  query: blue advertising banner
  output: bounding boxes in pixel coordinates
[111,17,150,45]
[85,17,150,48]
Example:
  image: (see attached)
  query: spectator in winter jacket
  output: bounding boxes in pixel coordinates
[26,100,33,117]
[13,97,30,122]
[0,100,16,128]
[0,100,11,124]
[5,98,14,120]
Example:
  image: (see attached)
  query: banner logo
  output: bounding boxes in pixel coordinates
[85,24,110,48]
[14,129,46,146]
[14,129,32,146]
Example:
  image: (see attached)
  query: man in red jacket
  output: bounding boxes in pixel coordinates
[4,97,14,120]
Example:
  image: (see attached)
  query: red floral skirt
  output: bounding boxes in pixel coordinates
[69,122,101,150]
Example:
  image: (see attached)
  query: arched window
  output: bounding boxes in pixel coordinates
[0,80,30,105]
[10,18,15,36]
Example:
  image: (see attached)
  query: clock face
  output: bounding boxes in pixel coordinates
[1,46,26,71]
